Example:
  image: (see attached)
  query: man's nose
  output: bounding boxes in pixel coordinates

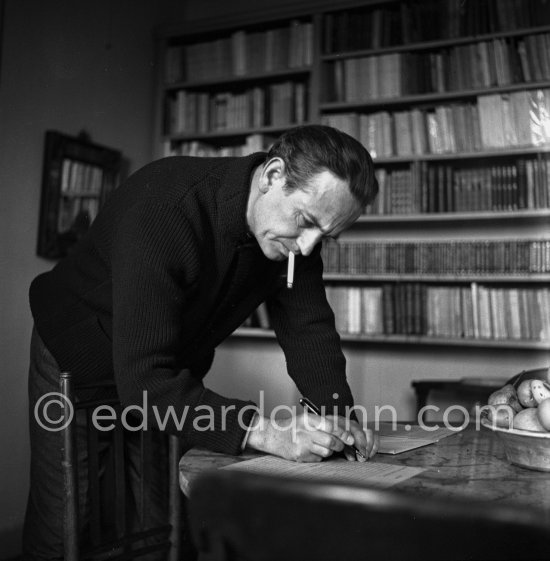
[296,229,323,256]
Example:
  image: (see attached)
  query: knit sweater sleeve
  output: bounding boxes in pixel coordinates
[266,243,355,417]
[111,200,256,454]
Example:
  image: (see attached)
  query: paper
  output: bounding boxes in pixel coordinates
[371,422,461,455]
[224,455,424,488]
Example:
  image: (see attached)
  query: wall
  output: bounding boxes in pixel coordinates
[0,0,319,554]
[2,0,549,555]
[0,0,191,555]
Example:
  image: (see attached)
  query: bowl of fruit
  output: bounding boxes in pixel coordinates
[481,367,550,472]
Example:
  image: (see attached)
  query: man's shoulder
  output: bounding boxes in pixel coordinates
[145,155,227,190]
[149,153,264,181]
[140,153,265,205]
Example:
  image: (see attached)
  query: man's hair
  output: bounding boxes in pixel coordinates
[265,124,378,207]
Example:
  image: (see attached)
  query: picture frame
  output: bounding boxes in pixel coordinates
[36,130,123,259]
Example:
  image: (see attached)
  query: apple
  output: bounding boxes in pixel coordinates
[516,379,537,408]
[530,380,550,404]
[537,398,550,431]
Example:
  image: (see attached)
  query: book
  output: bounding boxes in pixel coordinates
[366,422,461,454]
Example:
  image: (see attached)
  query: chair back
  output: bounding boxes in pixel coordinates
[60,372,181,561]
[189,468,550,561]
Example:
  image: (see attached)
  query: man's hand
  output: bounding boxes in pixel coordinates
[341,417,379,462]
[245,412,379,462]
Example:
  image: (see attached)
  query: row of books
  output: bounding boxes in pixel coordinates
[365,157,550,215]
[162,134,277,158]
[321,89,550,157]
[323,0,550,53]
[321,240,550,276]
[57,197,98,233]
[60,158,104,197]
[165,82,307,135]
[328,33,550,101]
[242,302,271,329]
[324,283,550,341]
[165,20,313,84]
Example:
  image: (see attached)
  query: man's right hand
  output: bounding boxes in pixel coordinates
[245,412,364,462]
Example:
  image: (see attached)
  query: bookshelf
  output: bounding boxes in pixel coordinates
[233,327,550,351]
[154,0,550,352]
[158,16,315,158]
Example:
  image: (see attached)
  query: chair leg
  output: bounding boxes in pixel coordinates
[168,435,182,561]
[60,372,79,561]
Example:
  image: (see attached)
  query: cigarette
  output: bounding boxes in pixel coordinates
[287,252,295,289]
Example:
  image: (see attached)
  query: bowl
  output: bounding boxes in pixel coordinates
[507,366,550,389]
[481,418,550,472]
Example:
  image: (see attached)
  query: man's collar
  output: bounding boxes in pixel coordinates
[216,152,266,246]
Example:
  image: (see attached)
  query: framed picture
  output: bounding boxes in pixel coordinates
[36,130,123,259]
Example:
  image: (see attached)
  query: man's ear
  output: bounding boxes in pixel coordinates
[260,157,286,193]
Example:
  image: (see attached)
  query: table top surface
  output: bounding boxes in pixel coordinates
[180,423,550,522]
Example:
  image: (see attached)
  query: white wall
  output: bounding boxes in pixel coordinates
[0,0,190,555]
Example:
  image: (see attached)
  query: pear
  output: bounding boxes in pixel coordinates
[512,408,547,432]
[486,406,514,429]
[488,384,522,413]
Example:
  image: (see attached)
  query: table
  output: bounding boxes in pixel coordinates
[179,424,550,524]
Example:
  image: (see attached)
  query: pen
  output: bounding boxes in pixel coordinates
[299,396,367,460]
[287,251,295,289]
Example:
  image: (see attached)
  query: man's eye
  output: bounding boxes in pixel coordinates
[299,215,314,228]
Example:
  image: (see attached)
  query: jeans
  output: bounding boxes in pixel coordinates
[22,327,187,560]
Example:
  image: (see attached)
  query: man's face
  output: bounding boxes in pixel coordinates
[247,159,362,261]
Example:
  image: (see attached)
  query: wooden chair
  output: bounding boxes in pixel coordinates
[412,368,549,420]
[189,469,550,561]
[411,377,508,418]
[60,373,181,561]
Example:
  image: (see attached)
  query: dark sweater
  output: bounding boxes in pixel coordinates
[29,153,353,454]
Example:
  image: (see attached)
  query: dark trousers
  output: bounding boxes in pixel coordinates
[22,328,189,560]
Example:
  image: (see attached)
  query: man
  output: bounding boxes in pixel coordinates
[24,124,379,558]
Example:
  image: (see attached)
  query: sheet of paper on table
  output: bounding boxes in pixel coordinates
[224,456,424,488]
[369,422,461,455]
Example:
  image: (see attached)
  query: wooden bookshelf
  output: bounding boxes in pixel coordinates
[154,0,550,350]
[157,15,314,158]
[340,335,550,350]
[321,24,550,58]
[164,124,307,143]
[320,81,550,110]
[372,146,550,163]
[231,328,550,351]
[323,274,550,283]
[165,67,312,91]
[233,327,276,339]
[357,209,550,223]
